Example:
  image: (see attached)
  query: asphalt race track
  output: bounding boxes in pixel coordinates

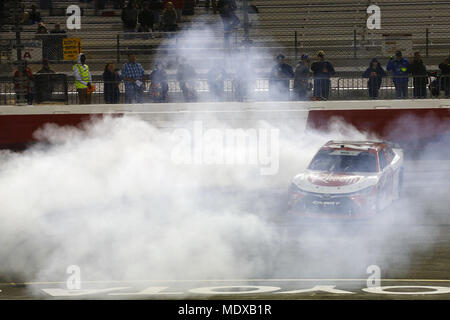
[0,159,448,300]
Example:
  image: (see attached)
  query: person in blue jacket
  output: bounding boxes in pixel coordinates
[386,50,409,98]
[363,58,386,99]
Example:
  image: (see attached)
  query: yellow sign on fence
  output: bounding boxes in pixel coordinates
[63,38,81,61]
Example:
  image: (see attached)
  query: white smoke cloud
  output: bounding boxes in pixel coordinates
[0,14,448,298]
[0,113,447,293]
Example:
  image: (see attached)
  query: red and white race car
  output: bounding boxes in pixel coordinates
[288,140,404,219]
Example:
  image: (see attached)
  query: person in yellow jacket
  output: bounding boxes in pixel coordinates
[73,53,93,104]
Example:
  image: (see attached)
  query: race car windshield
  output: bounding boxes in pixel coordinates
[308,149,377,173]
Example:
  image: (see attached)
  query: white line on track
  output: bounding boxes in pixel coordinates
[1,278,449,286]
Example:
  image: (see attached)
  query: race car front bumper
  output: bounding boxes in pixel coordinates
[287,184,377,219]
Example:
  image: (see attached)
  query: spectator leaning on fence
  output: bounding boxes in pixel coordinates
[269,54,294,101]
[310,50,335,101]
[408,52,428,99]
[386,51,409,99]
[73,53,93,105]
[293,54,311,101]
[439,54,450,98]
[121,53,148,103]
[363,58,386,100]
[103,63,121,104]
[13,61,34,105]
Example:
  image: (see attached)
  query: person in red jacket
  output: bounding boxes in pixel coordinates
[14,61,34,105]
[163,0,184,22]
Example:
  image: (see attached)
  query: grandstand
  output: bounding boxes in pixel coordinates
[1,1,449,73]
[0,0,449,103]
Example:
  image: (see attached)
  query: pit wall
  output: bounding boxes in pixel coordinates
[0,99,449,154]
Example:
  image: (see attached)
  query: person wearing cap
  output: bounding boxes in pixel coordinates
[293,54,311,100]
[386,50,409,99]
[121,53,148,104]
[269,54,294,101]
[310,50,335,100]
[73,53,92,104]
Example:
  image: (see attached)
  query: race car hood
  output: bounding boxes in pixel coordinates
[292,170,378,194]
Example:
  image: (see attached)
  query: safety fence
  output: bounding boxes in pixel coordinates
[2,27,449,68]
[1,74,449,105]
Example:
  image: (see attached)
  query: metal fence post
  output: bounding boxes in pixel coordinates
[243,0,250,50]
[11,0,27,106]
[426,28,429,58]
[353,29,357,58]
[337,78,341,99]
[295,31,298,61]
[116,33,120,63]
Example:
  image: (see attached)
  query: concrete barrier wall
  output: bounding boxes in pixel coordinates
[0,99,449,152]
